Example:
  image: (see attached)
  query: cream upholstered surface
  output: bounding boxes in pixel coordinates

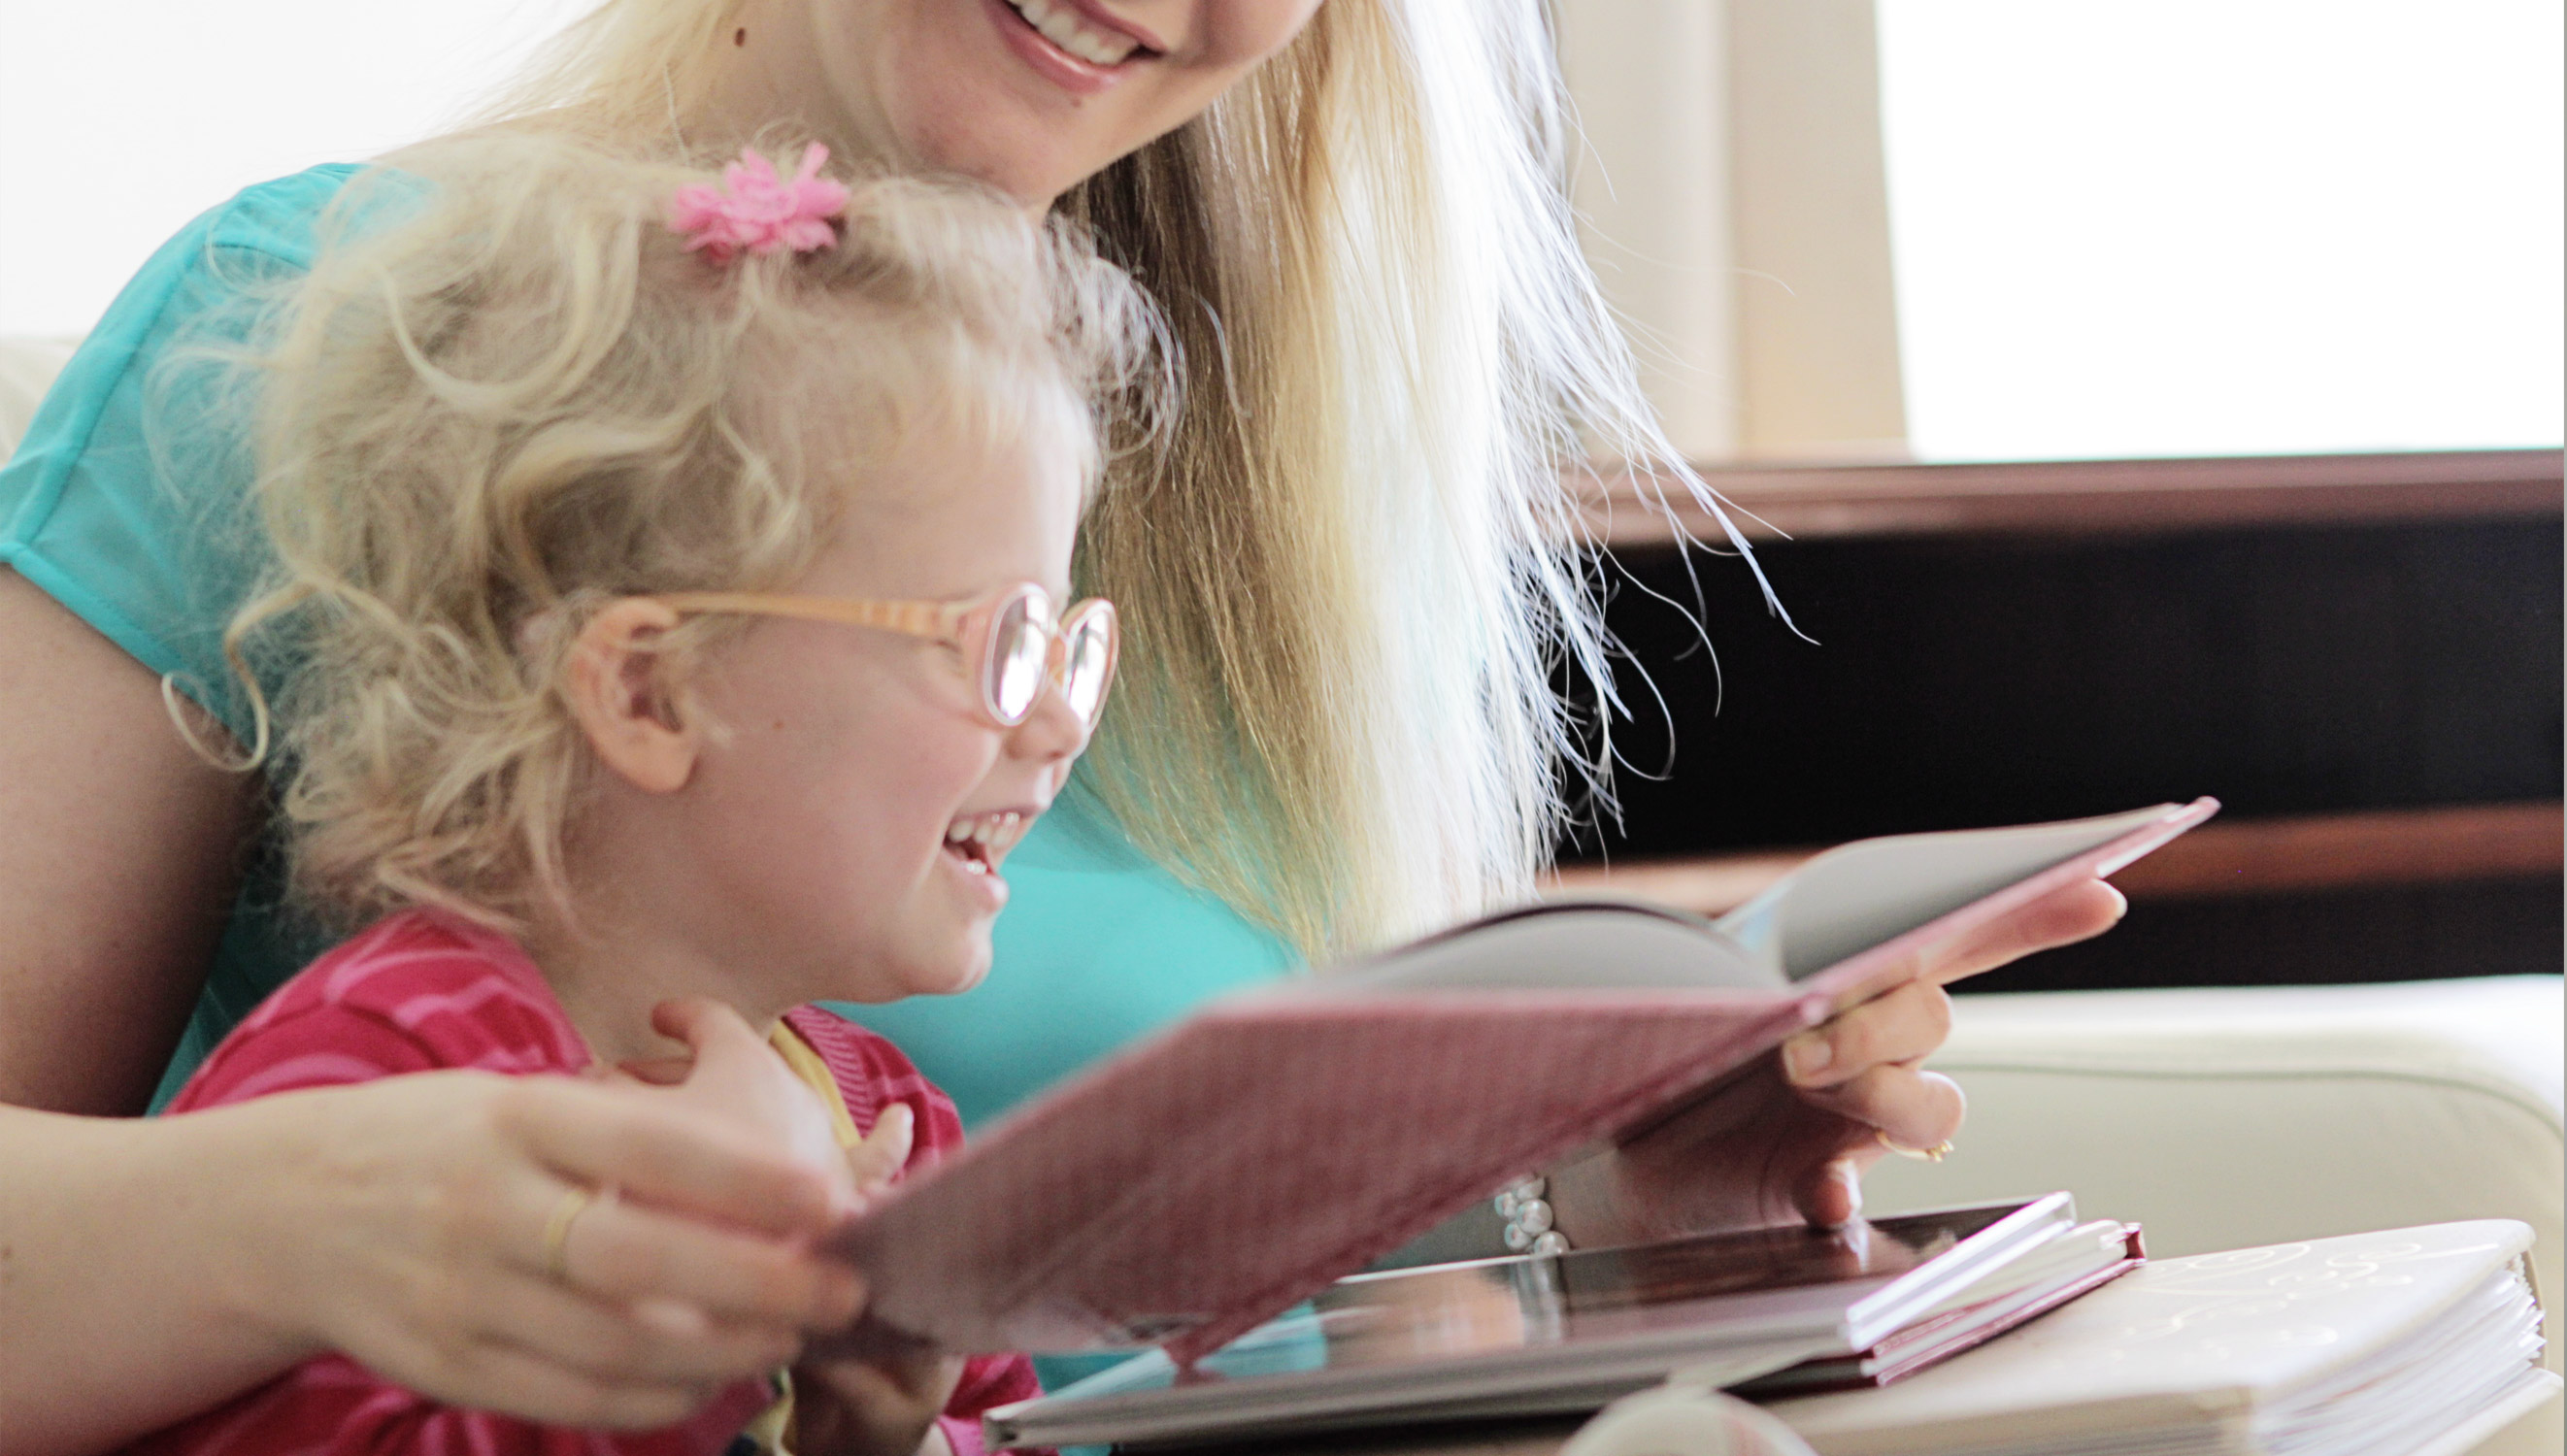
[0,335,76,461]
[1866,976,2564,1455]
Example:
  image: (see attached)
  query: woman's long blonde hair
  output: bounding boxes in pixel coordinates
[481,0,1765,957]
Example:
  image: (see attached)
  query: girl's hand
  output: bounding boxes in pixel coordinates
[1550,877,2126,1241]
[223,1003,868,1429]
[631,998,859,1206]
[789,1105,967,1456]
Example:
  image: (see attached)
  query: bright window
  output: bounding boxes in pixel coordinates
[0,0,583,337]
[1877,0,2564,460]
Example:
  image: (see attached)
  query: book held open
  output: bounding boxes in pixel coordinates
[827,800,2219,1362]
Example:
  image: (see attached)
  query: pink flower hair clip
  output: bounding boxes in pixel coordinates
[669,144,850,264]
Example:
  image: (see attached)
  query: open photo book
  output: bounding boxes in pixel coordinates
[985,1194,2149,1449]
[827,799,2219,1363]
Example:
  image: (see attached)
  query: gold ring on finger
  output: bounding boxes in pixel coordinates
[540,1186,596,1281]
[1876,1130,1954,1162]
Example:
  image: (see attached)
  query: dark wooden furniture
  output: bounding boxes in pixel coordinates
[1552,449,2563,992]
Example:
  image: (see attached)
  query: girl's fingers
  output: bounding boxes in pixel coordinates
[648,996,859,1201]
[650,997,763,1061]
[846,1104,914,1195]
[542,1179,866,1330]
[494,1076,843,1240]
[1793,1064,1967,1152]
[1780,980,1953,1090]
[613,1056,696,1087]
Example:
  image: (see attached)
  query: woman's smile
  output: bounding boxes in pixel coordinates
[736,0,1321,205]
[987,0,1163,90]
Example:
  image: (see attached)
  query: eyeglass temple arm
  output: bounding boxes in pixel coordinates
[651,592,960,642]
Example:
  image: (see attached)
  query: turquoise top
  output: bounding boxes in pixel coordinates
[0,166,1301,1121]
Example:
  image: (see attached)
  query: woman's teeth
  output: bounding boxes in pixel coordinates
[944,811,1029,874]
[1003,0,1142,66]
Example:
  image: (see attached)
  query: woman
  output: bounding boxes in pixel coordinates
[0,1,2124,1451]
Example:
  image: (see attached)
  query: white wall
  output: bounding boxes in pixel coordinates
[9,1,2557,460]
[1557,2,1739,462]
[1878,0,2567,460]
[0,0,584,337]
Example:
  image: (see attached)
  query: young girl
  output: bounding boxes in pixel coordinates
[117,133,1159,1456]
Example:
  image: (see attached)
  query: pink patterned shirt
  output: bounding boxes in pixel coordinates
[121,909,1038,1456]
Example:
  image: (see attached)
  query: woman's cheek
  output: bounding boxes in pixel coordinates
[1198,0,1326,70]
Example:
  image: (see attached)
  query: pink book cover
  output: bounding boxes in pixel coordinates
[827,799,2218,1363]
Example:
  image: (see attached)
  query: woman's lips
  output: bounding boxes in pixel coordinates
[983,0,1150,96]
[1005,0,1164,59]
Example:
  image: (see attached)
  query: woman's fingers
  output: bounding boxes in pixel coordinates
[1771,977,1968,1230]
[1781,1064,1964,1228]
[545,1176,866,1330]
[1789,1156,1870,1231]
[1918,877,2126,987]
[419,1336,714,1432]
[212,1071,845,1427]
[1792,1064,1966,1151]
[495,1075,845,1240]
[465,1259,802,1385]
[1780,979,1953,1091]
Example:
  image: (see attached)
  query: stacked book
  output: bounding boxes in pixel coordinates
[1762,1219,2554,1456]
[989,1219,2553,1456]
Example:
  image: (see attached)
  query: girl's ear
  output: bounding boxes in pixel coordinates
[566,599,699,794]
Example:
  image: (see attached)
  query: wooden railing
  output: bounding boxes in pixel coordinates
[1552,449,2563,939]
[1576,447,2563,546]
[1547,801,2566,917]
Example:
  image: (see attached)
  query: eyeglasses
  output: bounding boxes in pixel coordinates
[650,583,1118,729]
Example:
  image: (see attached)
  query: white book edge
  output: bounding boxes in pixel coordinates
[1770,1221,2544,1456]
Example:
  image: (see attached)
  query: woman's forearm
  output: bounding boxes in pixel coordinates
[0,1103,315,1456]
[0,570,259,1115]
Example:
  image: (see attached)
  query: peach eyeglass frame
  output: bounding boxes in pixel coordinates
[651,584,1118,728]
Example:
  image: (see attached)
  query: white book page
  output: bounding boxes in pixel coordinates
[1317,905,1782,995]
[1717,806,2184,980]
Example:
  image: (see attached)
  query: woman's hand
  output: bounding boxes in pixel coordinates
[227,1002,869,1428]
[1549,877,2127,1242]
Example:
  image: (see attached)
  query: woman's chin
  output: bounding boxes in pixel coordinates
[902,114,1093,209]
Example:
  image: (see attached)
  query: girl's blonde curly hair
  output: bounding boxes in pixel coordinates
[217,132,1164,934]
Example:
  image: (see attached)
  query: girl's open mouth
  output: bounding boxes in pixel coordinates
[942,810,1030,877]
[993,0,1163,76]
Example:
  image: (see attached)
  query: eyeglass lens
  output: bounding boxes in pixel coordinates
[1057,613,1112,723]
[987,592,1050,723]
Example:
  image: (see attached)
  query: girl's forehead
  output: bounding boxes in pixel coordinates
[813,423,1084,596]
